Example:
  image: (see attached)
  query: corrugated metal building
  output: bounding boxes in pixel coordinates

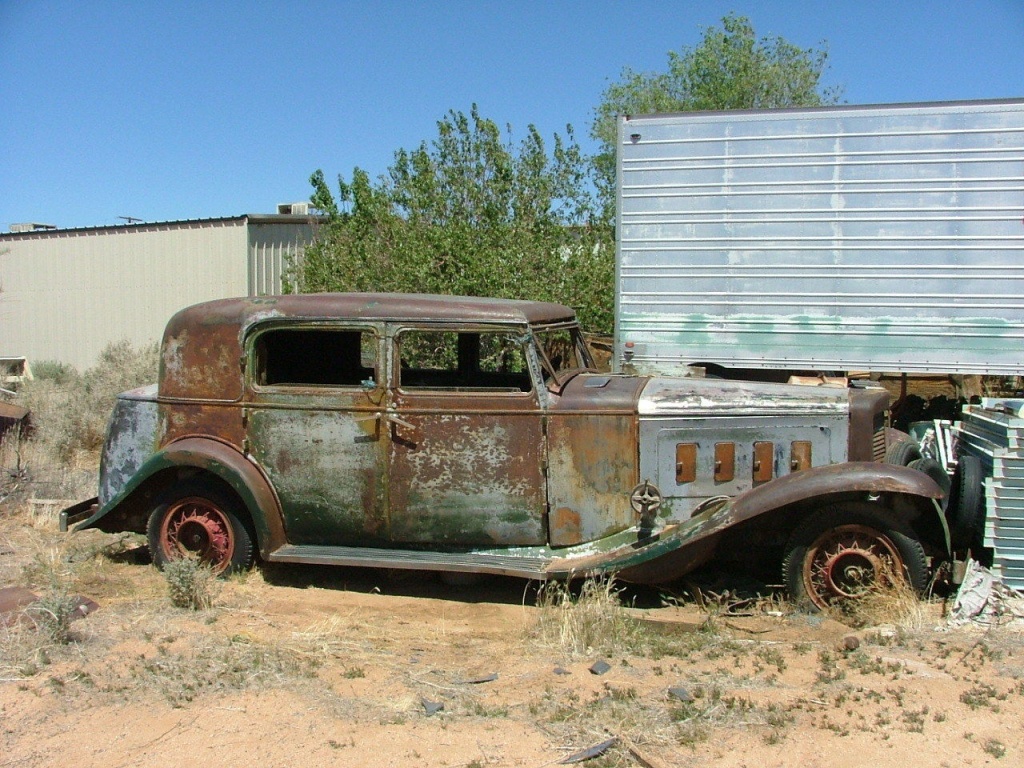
[0,213,318,370]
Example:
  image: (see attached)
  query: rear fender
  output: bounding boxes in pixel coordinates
[76,437,286,556]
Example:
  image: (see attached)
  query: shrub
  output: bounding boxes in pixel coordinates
[163,556,218,610]
[18,340,158,464]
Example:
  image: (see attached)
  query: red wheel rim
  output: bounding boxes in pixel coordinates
[802,524,903,609]
[159,497,235,573]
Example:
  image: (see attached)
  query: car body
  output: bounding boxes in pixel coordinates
[61,293,945,604]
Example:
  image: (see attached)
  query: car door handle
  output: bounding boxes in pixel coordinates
[357,413,419,440]
[385,413,416,430]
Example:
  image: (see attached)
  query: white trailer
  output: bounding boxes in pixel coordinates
[614,99,1024,377]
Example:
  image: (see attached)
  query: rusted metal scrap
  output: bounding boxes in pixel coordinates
[0,586,99,628]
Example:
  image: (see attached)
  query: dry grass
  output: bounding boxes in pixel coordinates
[14,339,157,467]
[531,577,651,658]
[825,562,931,631]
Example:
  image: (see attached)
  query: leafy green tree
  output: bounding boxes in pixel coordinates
[591,13,842,209]
[301,106,614,332]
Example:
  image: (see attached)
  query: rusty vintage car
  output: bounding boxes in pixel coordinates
[61,293,946,607]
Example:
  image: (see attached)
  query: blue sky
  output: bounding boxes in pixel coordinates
[1,0,1022,230]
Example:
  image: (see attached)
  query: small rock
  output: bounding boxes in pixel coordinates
[589,659,612,676]
[668,686,692,702]
[841,634,861,652]
[553,667,571,676]
[463,672,498,684]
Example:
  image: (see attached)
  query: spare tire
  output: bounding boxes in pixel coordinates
[908,456,952,497]
[947,454,985,547]
[886,439,922,467]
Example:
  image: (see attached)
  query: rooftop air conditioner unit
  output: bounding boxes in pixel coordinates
[276,202,310,215]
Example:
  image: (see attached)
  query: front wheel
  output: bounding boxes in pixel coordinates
[147,483,255,574]
[782,504,928,610]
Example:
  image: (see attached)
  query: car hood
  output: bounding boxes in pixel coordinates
[638,376,850,418]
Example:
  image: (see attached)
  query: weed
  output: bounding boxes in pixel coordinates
[163,556,218,610]
[129,634,317,706]
[960,683,1005,711]
[847,651,903,677]
[815,650,846,684]
[983,738,1007,759]
[754,646,787,673]
[25,587,78,644]
[342,666,366,679]
[469,701,510,718]
[901,706,928,733]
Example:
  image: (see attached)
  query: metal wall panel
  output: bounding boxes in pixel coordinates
[616,100,1024,375]
[0,220,248,369]
[248,219,317,295]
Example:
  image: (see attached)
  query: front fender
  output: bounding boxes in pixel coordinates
[581,462,944,584]
[729,461,943,524]
[75,437,286,556]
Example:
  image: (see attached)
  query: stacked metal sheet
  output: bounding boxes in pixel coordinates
[956,398,1024,590]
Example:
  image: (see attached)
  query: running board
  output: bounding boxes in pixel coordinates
[266,544,553,580]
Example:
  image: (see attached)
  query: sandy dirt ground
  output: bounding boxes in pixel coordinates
[2,506,1024,768]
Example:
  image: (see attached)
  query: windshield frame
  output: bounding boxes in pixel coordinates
[531,321,596,391]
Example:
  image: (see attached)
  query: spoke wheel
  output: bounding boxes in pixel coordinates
[159,497,236,571]
[148,483,255,575]
[783,504,928,611]
[803,524,902,608]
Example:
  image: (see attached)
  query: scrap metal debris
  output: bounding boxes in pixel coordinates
[948,559,1024,627]
[420,698,444,716]
[559,737,617,764]
[462,672,498,684]
[0,586,100,628]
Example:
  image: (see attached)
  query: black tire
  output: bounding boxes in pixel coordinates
[885,439,922,467]
[147,482,255,574]
[947,455,985,547]
[907,457,952,497]
[782,503,928,611]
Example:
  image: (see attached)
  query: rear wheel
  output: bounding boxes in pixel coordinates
[783,504,928,610]
[147,482,255,574]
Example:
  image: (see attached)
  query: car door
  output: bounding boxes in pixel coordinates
[245,323,388,546]
[386,325,547,547]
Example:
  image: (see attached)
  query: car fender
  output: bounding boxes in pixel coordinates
[729,461,944,525]
[75,436,286,556]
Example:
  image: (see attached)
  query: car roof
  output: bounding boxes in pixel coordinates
[159,293,577,400]
[180,293,576,327]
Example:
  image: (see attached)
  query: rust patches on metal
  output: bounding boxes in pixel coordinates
[546,412,639,545]
[550,506,583,544]
[387,390,546,547]
[0,402,30,440]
